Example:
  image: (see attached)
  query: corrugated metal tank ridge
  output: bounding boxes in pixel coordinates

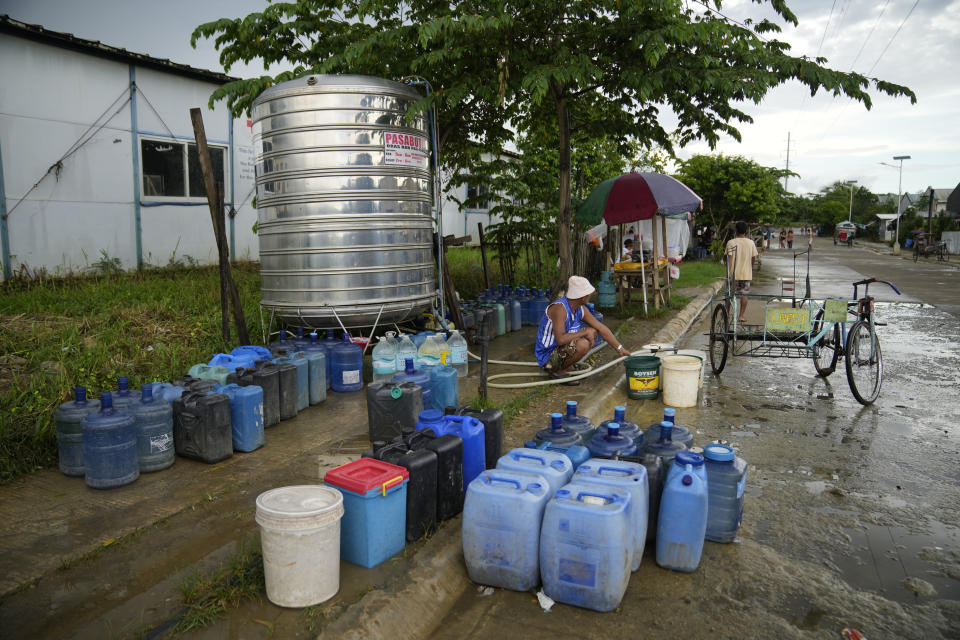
[251,74,436,328]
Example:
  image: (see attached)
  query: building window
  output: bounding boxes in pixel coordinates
[141,138,226,199]
[466,183,489,210]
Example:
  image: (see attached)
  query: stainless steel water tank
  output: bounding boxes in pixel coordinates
[251,75,436,328]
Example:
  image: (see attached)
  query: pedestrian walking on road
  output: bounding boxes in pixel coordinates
[725,221,758,324]
[787,228,794,249]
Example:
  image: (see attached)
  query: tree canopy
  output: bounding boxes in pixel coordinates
[193,0,916,288]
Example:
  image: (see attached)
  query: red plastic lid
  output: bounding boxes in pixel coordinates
[324,458,409,495]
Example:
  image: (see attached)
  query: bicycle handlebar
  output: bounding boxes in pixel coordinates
[852,277,901,298]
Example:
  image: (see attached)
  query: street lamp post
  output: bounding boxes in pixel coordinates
[845,180,857,223]
[892,155,910,255]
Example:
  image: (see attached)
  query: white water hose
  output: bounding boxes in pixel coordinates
[467,343,670,389]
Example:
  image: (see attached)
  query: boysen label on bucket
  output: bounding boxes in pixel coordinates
[629,372,659,392]
[624,355,661,400]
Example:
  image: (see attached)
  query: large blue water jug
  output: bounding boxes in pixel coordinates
[273,349,309,410]
[526,441,591,470]
[148,382,185,405]
[394,359,431,411]
[534,412,582,448]
[562,400,595,442]
[531,289,550,324]
[657,451,708,572]
[55,386,100,476]
[428,363,458,412]
[642,421,688,468]
[540,482,632,612]
[496,448,572,496]
[418,413,485,486]
[416,408,445,433]
[300,347,327,406]
[703,443,747,543]
[509,297,522,331]
[317,332,335,390]
[575,459,648,571]
[131,384,175,473]
[586,423,638,458]
[291,326,311,348]
[81,392,139,489]
[596,406,643,449]
[462,469,551,591]
[269,332,296,357]
[214,383,265,453]
[331,334,363,393]
[111,377,136,410]
[644,407,694,449]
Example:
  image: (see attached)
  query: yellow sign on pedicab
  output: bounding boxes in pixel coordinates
[764,307,811,332]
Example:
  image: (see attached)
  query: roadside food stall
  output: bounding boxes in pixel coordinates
[575,172,701,313]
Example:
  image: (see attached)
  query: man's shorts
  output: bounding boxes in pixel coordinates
[544,341,580,372]
[735,280,751,293]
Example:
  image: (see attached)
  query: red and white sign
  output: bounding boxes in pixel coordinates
[384,131,429,168]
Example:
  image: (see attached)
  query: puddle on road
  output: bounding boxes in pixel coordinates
[832,519,960,604]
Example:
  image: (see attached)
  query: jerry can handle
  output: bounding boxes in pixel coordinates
[510,452,545,466]
[482,474,521,489]
[596,466,631,477]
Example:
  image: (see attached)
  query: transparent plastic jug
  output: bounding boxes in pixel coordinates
[446,329,469,378]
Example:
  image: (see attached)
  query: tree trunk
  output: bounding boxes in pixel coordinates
[554,89,572,294]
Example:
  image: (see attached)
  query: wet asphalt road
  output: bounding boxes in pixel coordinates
[434,239,960,639]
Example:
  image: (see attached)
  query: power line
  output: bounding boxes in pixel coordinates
[867,0,920,76]
[816,0,838,58]
[848,0,892,70]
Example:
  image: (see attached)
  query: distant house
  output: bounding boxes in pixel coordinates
[922,186,954,217]
[0,15,259,280]
[898,191,926,213]
[948,182,960,217]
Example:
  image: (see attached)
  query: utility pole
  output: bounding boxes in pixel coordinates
[783,132,791,192]
[892,155,910,255]
[845,180,857,222]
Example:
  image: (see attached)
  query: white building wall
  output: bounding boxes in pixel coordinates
[438,166,504,244]
[0,32,259,278]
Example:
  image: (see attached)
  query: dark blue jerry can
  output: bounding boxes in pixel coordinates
[214,383,265,453]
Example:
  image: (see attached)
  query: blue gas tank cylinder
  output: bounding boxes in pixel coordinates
[55,386,100,477]
[496,448,572,496]
[561,400,596,442]
[330,334,363,393]
[540,481,632,612]
[273,349,309,410]
[81,392,139,489]
[525,441,591,470]
[642,421,688,469]
[131,384,175,473]
[394,358,431,411]
[534,412,582,448]
[586,423,638,459]
[300,333,328,405]
[575,459,648,572]
[644,408,694,449]
[462,469,551,591]
[657,451,708,572]
[703,443,748,543]
[418,412,485,486]
[214,383,265,453]
[596,406,643,449]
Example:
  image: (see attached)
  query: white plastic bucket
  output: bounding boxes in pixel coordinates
[676,349,707,388]
[661,355,702,408]
[256,485,344,608]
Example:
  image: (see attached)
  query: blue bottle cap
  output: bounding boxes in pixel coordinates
[405,358,415,373]
[664,408,676,418]
[614,405,626,421]
[117,376,129,391]
[550,413,563,430]
[704,443,735,462]
[682,475,693,486]
[141,383,154,401]
[100,392,113,410]
[659,421,674,441]
[74,386,87,403]
[309,332,319,343]
[606,423,620,439]
[675,451,705,467]
[566,400,578,416]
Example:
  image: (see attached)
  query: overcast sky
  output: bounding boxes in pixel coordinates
[4,0,957,197]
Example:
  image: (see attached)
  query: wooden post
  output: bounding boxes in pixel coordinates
[440,234,470,330]
[651,215,660,308]
[661,214,671,305]
[190,108,250,344]
[477,222,491,291]
[215,184,230,340]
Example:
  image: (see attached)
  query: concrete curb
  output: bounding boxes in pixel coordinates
[322,282,724,640]
[321,518,469,639]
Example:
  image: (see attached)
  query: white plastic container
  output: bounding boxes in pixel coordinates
[676,349,707,388]
[661,355,701,408]
[256,485,345,607]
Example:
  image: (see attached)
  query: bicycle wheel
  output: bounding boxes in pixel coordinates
[845,320,883,405]
[812,309,840,377]
[709,304,729,374]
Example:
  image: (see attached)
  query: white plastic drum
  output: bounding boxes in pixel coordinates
[661,355,702,408]
[256,485,344,607]
[677,349,707,388]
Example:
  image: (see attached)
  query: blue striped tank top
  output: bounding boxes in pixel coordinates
[535,297,584,366]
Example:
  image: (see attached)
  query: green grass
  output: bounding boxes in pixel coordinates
[446,246,559,300]
[672,259,726,289]
[0,262,263,483]
[174,539,265,634]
